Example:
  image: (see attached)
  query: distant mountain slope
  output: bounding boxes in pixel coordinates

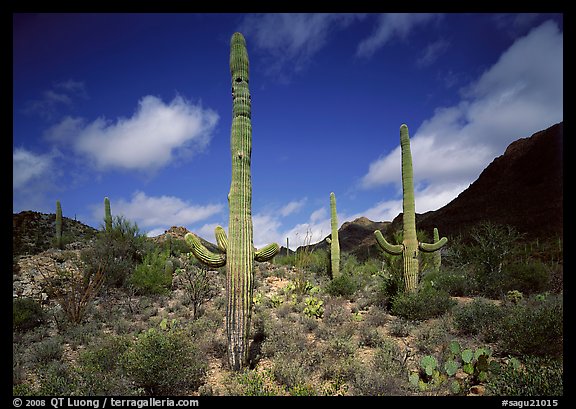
[310,122,563,259]
[417,121,563,239]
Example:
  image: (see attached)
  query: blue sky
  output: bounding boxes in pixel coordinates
[13,13,563,249]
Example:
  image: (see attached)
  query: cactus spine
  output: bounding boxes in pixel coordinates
[374,124,447,292]
[55,200,63,249]
[325,192,340,278]
[104,197,112,232]
[185,32,279,371]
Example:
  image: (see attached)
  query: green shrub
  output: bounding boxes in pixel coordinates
[13,297,44,331]
[81,215,148,287]
[391,286,456,321]
[487,356,563,396]
[421,269,473,297]
[452,298,505,343]
[129,249,173,295]
[325,272,359,298]
[497,295,563,357]
[502,261,551,295]
[122,327,207,395]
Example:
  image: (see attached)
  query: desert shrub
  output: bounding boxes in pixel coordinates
[349,339,409,395]
[391,286,456,321]
[77,334,133,395]
[260,319,308,358]
[358,323,383,347]
[272,353,313,390]
[389,318,414,337]
[501,261,551,295]
[372,270,403,309]
[421,269,473,297]
[176,260,217,319]
[363,305,388,327]
[487,356,563,396]
[230,369,282,396]
[129,249,173,295]
[414,316,453,355]
[13,297,44,331]
[30,336,64,365]
[452,298,505,343]
[322,297,350,327]
[325,272,359,298]
[35,361,79,395]
[43,264,105,325]
[122,327,207,395]
[496,295,563,357]
[81,215,148,287]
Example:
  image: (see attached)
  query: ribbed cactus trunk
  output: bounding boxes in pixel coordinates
[55,200,63,249]
[185,32,279,371]
[326,192,340,278]
[227,31,255,371]
[104,197,112,233]
[375,124,447,293]
[433,228,442,273]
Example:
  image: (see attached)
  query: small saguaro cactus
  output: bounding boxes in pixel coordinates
[104,197,112,232]
[55,200,63,249]
[185,32,279,371]
[325,192,341,278]
[432,227,442,273]
[374,124,447,293]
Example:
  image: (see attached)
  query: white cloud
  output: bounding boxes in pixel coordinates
[240,13,364,79]
[417,39,450,67]
[13,148,54,189]
[47,95,218,172]
[360,20,563,214]
[99,191,223,230]
[280,199,307,217]
[356,13,441,58]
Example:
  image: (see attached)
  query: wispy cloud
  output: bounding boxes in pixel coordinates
[45,95,219,172]
[13,147,61,212]
[417,39,450,67]
[239,13,364,80]
[361,20,563,213]
[356,13,441,59]
[94,191,224,235]
[13,148,54,190]
[23,79,87,120]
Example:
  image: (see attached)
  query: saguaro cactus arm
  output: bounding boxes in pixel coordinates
[185,232,226,268]
[374,230,403,255]
[255,243,280,262]
[419,236,448,253]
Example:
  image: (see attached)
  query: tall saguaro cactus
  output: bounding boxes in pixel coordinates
[104,197,112,233]
[325,192,340,278]
[185,32,279,371]
[374,124,447,292]
[55,200,63,249]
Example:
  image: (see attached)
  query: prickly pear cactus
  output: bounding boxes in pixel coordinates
[186,32,279,371]
[374,124,447,292]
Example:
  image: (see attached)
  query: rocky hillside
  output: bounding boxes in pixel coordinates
[417,121,563,240]
[12,211,98,258]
